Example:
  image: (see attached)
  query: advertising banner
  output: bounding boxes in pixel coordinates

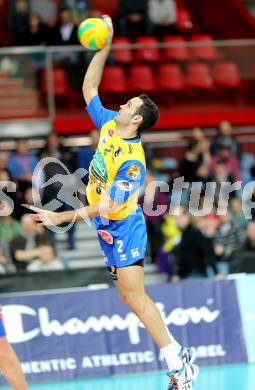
[0,279,248,384]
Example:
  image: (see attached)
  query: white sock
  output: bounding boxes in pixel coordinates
[165,326,182,355]
[160,343,183,372]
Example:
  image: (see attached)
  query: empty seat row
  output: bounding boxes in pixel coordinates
[100,62,242,94]
[113,35,222,63]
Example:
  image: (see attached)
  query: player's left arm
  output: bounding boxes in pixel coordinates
[26,161,146,225]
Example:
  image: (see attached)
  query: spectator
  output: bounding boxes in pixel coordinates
[231,221,255,273]
[191,127,206,142]
[213,212,246,263]
[27,244,65,272]
[230,197,247,228]
[7,0,29,35]
[119,0,149,37]
[16,13,49,46]
[51,7,79,45]
[30,0,58,27]
[208,162,236,209]
[211,120,240,159]
[9,214,51,271]
[39,132,78,249]
[60,0,92,24]
[171,206,220,280]
[210,140,241,182]
[0,200,20,257]
[139,170,167,263]
[0,152,11,178]
[7,138,38,184]
[148,0,177,36]
[76,129,99,184]
[14,183,39,220]
[0,244,8,274]
[179,139,210,183]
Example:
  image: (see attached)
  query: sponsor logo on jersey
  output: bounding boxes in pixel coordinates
[98,230,113,245]
[91,150,108,182]
[117,180,133,192]
[108,129,114,137]
[126,165,141,179]
[131,248,140,258]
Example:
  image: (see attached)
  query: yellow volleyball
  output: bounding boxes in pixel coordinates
[77,18,109,50]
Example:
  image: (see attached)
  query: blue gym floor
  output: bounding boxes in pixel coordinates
[2,364,254,390]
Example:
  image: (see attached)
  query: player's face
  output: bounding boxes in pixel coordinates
[115,97,143,128]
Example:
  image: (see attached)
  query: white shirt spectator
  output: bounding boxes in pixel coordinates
[148,0,177,25]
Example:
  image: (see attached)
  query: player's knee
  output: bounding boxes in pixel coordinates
[119,290,143,310]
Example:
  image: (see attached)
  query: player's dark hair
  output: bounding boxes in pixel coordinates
[135,94,160,134]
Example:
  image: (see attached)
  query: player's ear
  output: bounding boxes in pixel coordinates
[132,114,143,126]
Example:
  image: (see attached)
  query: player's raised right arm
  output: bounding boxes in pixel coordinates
[82,16,114,105]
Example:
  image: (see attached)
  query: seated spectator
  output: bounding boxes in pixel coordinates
[16,13,49,46]
[210,140,241,182]
[230,197,247,228]
[0,200,20,262]
[148,0,177,37]
[9,214,51,271]
[27,244,65,272]
[0,152,11,178]
[7,138,38,184]
[30,0,58,27]
[211,120,240,159]
[213,212,246,262]
[171,206,220,280]
[0,244,8,274]
[51,7,79,45]
[119,0,149,37]
[14,183,39,220]
[230,221,255,273]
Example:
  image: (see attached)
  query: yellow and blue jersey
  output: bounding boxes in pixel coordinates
[86,95,146,221]
[86,95,147,268]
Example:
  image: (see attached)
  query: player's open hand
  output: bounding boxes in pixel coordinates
[102,15,114,45]
[23,205,65,227]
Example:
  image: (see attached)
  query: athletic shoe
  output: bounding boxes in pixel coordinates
[179,347,197,365]
[167,363,199,390]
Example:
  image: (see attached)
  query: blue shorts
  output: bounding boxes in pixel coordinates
[0,311,6,337]
[93,206,147,268]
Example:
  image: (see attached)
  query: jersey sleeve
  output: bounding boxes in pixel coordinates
[107,160,146,204]
[86,95,118,130]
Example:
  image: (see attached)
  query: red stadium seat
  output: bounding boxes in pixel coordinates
[213,62,241,88]
[129,65,156,93]
[158,64,185,91]
[176,7,195,32]
[191,35,221,61]
[100,66,128,94]
[162,36,189,61]
[136,37,160,62]
[40,68,69,95]
[186,63,213,90]
[112,37,133,64]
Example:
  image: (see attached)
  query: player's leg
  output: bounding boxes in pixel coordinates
[116,265,183,370]
[0,336,28,390]
[116,265,199,388]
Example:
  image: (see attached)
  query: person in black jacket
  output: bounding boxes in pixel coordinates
[171,206,221,280]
